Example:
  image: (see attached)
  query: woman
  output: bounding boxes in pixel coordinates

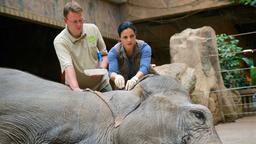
[108,21,152,90]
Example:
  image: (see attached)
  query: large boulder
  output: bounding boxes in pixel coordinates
[154,63,196,93]
[168,26,241,123]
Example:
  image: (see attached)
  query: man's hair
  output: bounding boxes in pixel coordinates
[63,0,83,18]
[117,21,137,37]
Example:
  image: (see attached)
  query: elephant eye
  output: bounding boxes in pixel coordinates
[191,110,205,122]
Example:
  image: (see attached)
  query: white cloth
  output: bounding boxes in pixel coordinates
[114,74,125,89]
[125,76,139,90]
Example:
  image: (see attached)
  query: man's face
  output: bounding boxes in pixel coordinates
[65,11,84,38]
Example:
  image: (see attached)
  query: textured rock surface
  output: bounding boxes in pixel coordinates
[0,0,121,39]
[168,26,241,123]
[154,63,196,93]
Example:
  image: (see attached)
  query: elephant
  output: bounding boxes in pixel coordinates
[0,67,222,144]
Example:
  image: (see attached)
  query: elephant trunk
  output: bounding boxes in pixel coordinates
[207,128,223,144]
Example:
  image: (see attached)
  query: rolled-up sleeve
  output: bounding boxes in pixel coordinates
[53,40,73,73]
[108,48,119,75]
[139,43,152,75]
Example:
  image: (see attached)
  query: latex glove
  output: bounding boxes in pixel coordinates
[114,74,125,89]
[125,76,139,90]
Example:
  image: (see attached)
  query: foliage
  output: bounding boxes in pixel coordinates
[232,0,256,6]
[242,57,256,85]
[217,34,246,88]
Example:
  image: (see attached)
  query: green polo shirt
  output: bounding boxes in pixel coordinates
[54,23,109,91]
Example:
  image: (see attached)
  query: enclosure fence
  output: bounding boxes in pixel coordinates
[192,48,256,122]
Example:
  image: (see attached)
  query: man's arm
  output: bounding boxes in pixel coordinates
[64,65,83,92]
[94,24,109,69]
[99,55,108,69]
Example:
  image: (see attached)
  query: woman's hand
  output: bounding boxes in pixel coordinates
[125,76,138,90]
[114,74,125,89]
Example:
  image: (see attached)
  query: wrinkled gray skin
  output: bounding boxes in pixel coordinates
[0,68,222,144]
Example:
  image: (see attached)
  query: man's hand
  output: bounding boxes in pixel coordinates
[114,74,125,89]
[125,76,138,90]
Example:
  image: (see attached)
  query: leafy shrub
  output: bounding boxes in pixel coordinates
[217,34,246,88]
[232,0,256,6]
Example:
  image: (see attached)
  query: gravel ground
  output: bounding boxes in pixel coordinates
[215,116,256,144]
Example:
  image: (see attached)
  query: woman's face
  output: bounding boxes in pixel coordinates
[120,28,136,51]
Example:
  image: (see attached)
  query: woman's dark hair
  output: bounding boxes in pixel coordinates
[117,21,137,37]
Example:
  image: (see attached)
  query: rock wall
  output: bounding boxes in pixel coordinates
[122,0,232,21]
[0,0,121,39]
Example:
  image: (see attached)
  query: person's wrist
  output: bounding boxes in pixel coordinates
[97,65,105,69]
[116,74,122,79]
[132,76,139,82]
[73,87,83,92]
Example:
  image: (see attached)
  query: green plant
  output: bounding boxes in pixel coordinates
[242,56,256,85]
[217,34,246,88]
[232,0,256,6]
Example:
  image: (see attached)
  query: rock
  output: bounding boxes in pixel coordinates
[168,26,241,123]
[154,63,196,93]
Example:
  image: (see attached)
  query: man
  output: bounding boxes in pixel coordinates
[54,1,112,92]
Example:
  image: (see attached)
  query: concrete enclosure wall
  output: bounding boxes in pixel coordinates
[0,0,122,39]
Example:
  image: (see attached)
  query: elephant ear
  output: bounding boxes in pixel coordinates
[103,90,142,127]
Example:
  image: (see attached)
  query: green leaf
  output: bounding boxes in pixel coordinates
[217,33,246,87]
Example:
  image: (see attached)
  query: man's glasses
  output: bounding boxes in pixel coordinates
[67,18,84,25]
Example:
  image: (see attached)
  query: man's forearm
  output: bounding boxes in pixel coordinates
[100,55,108,69]
[65,66,82,91]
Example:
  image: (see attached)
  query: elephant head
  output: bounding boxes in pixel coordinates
[108,75,222,144]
